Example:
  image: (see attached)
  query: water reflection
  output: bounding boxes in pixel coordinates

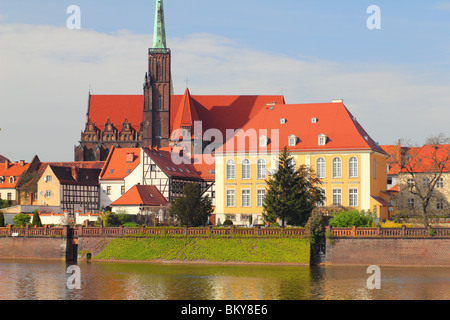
[0,260,448,300]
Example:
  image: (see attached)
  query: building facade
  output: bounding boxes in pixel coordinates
[215,101,390,225]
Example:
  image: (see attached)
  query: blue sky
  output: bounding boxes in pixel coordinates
[1,1,450,161]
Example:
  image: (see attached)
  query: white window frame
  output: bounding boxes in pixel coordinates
[332,157,342,178]
[257,159,266,180]
[349,188,358,207]
[241,189,251,207]
[349,157,358,178]
[436,178,444,189]
[316,157,326,179]
[332,188,342,206]
[226,189,235,207]
[226,160,236,180]
[241,159,251,180]
[257,189,266,207]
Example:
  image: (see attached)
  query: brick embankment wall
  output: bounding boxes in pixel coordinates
[0,237,68,261]
[77,237,114,259]
[326,238,450,267]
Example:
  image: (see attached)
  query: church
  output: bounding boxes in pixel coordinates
[74,0,284,162]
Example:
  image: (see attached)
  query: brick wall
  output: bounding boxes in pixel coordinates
[326,238,450,266]
[0,237,68,261]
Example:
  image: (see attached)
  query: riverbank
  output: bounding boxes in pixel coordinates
[80,237,311,265]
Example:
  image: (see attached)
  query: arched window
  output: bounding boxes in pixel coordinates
[316,158,326,179]
[158,95,162,111]
[226,160,235,180]
[257,159,266,180]
[241,159,250,179]
[154,121,161,138]
[349,157,358,178]
[332,157,342,178]
[9,176,15,184]
[289,158,296,173]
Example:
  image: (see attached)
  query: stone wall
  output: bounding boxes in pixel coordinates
[0,237,68,261]
[325,238,450,266]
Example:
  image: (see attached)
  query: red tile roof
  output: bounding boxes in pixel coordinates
[381,144,450,174]
[99,147,140,180]
[111,184,168,207]
[0,161,31,189]
[143,147,204,180]
[171,89,202,140]
[87,93,285,137]
[216,102,387,154]
[88,95,144,132]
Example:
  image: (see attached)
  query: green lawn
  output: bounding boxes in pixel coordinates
[94,236,310,264]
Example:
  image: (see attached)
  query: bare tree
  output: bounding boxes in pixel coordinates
[396,134,450,227]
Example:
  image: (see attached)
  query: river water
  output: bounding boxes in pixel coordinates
[0,259,448,300]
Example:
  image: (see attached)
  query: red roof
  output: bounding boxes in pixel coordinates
[143,147,204,180]
[381,143,450,174]
[172,89,202,139]
[88,95,144,132]
[100,147,140,180]
[216,102,387,154]
[87,93,285,137]
[0,161,30,189]
[111,185,168,207]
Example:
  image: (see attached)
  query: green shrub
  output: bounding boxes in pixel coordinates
[223,219,233,226]
[13,213,31,227]
[31,210,43,227]
[329,209,373,228]
[123,222,140,228]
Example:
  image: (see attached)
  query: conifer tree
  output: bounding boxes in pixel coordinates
[170,183,213,227]
[263,147,324,227]
[31,210,43,227]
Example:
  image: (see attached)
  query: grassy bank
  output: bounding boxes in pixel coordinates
[94,237,310,264]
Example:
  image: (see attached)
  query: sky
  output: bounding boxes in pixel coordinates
[0,0,449,162]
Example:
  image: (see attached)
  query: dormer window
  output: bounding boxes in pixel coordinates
[9,177,15,184]
[318,134,327,146]
[259,135,268,147]
[288,135,297,147]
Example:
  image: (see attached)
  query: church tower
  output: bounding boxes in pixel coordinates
[143,0,172,148]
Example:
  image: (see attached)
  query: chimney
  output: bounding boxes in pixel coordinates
[4,160,10,170]
[71,166,78,181]
[126,153,134,163]
[19,160,25,166]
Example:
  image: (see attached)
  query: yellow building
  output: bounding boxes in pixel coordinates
[214,100,390,225]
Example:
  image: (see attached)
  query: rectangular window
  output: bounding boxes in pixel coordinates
[7,193,12,201]
[106,186,111,195]
[332,189,342,206]
[121,186,125,195]
[45,190,51,198]
[349,189,358,207]
[437,178,444,189]
[437,200,444,210]
[407,179,415,189]
[226,190,235,207]
[422,178,430,189]
[257,189,266,207]
[407,198,415,208]
[242,189,251,207]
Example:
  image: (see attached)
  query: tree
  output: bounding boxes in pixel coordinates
[394,134,450,227]
[170,183,213,227]
[13,213,31,227]
[31,210,43,227]
[0,211,5,227]
[263,147,324,227]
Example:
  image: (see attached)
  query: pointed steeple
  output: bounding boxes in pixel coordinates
[153,0,167,49]
[171,88,202,140]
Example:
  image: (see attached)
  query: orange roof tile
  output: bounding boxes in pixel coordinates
[87,93,285,138]
[111,184,168,207]
[100,147,141,180]
[0,162,30,189]
[88,95,144,132]
[216,102,387,154]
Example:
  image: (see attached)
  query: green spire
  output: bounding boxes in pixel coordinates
[153,0,166,49]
